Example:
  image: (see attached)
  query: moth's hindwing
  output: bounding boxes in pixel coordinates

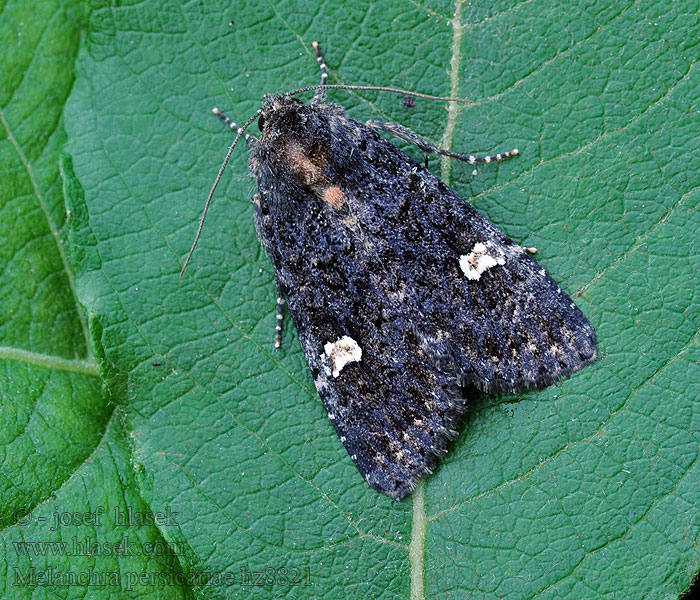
[250,96,596,499]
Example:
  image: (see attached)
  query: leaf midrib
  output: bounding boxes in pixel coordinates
[409,1,466,598]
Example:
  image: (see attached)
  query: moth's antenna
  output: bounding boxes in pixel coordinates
[179,109,262,279]
[311,41,328,104]
[286,83,475,104]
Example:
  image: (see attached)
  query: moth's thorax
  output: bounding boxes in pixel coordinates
[252,95,347,210]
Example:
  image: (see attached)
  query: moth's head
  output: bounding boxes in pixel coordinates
[258,93,304,134]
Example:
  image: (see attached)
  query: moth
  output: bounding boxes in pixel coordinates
[182,42,597,500]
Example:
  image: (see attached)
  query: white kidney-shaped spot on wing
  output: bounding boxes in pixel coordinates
[459,242,506,280]
[322,335,362,378]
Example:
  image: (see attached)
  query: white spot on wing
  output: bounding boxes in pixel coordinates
[321,335,362,378]
[459,242,506,280]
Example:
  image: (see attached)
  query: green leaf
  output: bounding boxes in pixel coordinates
[0,0,108,529]
[3,0,699,598]
[0,2,188,598]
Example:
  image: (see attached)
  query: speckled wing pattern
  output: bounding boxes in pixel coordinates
[250,97,596,499]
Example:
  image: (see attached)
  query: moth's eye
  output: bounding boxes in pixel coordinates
[258,114,266,133]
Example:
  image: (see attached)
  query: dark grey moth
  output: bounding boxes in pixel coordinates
[182,42,597,500]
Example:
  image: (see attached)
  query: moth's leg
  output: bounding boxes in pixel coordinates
[274,291,285,350]
[212,107,258,149]
[366,120,519,166]
[311,41,328,104]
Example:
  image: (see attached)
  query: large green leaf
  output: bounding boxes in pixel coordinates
[0,0,105,524]
[3,0,699,598]
[0,1,188,598]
